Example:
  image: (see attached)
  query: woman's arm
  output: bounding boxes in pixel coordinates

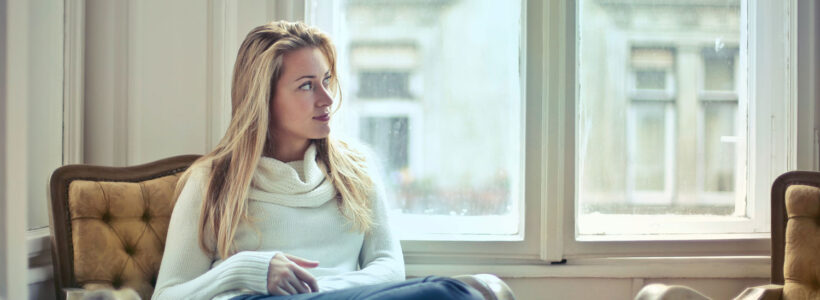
[152,167,278,300]
[315,170,406,292]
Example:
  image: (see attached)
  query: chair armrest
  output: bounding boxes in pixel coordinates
[453,274,516,300]
[64,288,89,300]
[733,284,782,300]
[634,283,710,300]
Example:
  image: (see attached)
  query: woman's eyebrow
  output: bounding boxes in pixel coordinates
[294,75,317,82]
[293,71,331,82]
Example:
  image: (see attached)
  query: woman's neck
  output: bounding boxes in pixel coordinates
[264,137,310,162]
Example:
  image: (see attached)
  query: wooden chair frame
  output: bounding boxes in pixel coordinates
[770,170,820,285]
[47,155,200,300]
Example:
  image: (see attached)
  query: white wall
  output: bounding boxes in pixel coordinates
[84,0,210,166]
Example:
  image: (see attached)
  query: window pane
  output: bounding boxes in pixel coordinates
[358,71,412,99]
[360,117,409,175]
[702,48,736,91]
[702,102,736,193]
[635,71,666,91]
[578,0,743,235]
[322,0,523,239]
[630,103,667,191]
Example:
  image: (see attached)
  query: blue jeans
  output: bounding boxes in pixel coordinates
[230,276,483,300]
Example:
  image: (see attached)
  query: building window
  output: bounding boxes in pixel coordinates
[358,71,413,99]
[322,0,523,239]
[578,0,747,235]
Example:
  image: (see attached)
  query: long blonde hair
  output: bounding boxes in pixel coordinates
[174,21,374,259]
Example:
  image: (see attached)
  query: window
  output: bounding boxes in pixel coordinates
[310,0,524,240]
[308,0,806,263]
[575,0,760,237]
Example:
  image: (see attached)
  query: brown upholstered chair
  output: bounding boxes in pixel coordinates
[634,171,820,300]
[48,155,200,300]
[734,170,820,300]
[48,156,517,300]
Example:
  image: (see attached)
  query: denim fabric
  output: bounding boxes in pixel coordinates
[229,276,483,300]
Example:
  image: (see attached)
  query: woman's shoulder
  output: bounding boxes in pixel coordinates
[184,162,213,185]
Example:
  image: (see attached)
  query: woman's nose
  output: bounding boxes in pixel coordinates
[317,86,333,107]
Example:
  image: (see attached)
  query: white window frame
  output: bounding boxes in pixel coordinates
[301,0,813,278]
[565,0,803,256]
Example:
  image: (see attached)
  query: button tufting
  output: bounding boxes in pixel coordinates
[112,276,123,288]
[101,212,112,223]
[124,245,135,256]
[142,212,151,222]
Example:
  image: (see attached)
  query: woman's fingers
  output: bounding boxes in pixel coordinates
[275,285,292,296]
[279,279,298,295]
[285,254,320,268]
[291,264,320,293]
[288,276,309,294]
[267,253,320,295]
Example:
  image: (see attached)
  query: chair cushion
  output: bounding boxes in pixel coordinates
[784,184,820,299]
[68,173,181,299]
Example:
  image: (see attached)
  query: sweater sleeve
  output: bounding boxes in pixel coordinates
[315,166,406,292]
[152,167,278,300]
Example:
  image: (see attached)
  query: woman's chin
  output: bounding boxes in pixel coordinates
[311,129,331,140]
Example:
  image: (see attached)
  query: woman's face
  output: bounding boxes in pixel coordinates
[271,47,334,148]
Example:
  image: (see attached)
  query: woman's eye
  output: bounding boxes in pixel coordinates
[322,77,331,87]
[299,82,312,91]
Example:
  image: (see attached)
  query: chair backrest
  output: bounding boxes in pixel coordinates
[48,155,201,300]
[771,171,820,298]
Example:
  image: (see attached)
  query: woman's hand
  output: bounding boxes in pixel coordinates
[267,253,320,295]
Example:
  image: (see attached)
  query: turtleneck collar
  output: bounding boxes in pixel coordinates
[248,143,336,207]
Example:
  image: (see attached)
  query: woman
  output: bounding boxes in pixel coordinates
[152,21,482,300]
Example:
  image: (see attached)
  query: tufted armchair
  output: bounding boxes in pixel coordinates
[48,155,200,300]
[635,171,820,300]
[732,170,820,300]
[48,156,517,300]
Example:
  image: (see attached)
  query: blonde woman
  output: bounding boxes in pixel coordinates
[152,21,482,300]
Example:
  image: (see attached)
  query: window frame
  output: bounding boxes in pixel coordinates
[565,0,800,257]
[304,0,813,274]
[306,0,550,263]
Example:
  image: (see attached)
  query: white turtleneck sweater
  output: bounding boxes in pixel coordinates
[152,145,405,300]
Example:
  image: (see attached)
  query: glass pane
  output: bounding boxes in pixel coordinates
[578,0,743,234]
[702,48,736,91]
[360,117,409,175]
[630,103,667,191]
[358,71,412,99]
[323,0,523,238]
[703,102,736,193]
[635,70,666,90]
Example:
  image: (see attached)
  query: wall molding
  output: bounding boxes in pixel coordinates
[64,0,85,165]
[206,0,235,150]
[3,0,30,298]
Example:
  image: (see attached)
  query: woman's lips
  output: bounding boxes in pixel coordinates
[313,113,330,121]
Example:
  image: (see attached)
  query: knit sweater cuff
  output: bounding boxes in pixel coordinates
[217,251,278,293]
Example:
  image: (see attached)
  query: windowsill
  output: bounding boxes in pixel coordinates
[405,255,770,278]
[28,225,769,283]
[576,232,770,242]
[27,227,53,284]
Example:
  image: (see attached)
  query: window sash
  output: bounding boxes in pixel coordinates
[307,0,803,262]
[306,0,546,261]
